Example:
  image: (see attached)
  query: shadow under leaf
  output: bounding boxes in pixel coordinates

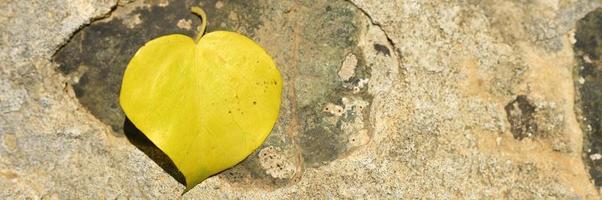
[123,117,186,185]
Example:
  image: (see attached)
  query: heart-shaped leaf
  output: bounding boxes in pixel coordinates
[119,7,282,191]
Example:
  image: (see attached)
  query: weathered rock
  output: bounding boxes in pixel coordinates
[1,0,602,199]
[574,7,602,190]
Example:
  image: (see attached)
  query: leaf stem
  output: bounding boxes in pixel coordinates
[191,6,207,43]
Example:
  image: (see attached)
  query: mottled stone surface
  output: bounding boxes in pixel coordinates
[2,0,602,199]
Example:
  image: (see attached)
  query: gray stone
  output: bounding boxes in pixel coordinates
[1,0,602,199]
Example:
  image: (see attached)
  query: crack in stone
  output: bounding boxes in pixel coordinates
[345,0,404,69]
[51,2,120,59]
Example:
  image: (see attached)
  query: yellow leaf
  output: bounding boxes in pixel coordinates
[119,6,282,191]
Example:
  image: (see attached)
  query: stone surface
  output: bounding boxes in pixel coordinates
[574,7,602,189]
[2,0,602,199]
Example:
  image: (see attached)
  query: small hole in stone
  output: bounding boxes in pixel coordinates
[504,95,537,140]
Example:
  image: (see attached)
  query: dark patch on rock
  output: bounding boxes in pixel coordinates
[300,126,343,167]
[505,95,537,140]
[307,1,359,48]
[574,8,602,188]
[373,43,390,56]
[199,0,265,37]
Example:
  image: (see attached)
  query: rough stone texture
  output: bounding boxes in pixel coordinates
[2,0,602,199]
[574,7,602,189]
